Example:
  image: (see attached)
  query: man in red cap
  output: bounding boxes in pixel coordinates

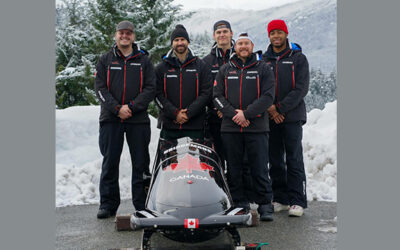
[262,19,310,217]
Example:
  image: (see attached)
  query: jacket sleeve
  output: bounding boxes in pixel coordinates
[202,55,217,112]
[154,64,179,119]
[128,56,156,114]
[243,63,275,119]
[94,54,121,115]
[186,61,212,119]
[277,53,309,114]
[212,66,237,118]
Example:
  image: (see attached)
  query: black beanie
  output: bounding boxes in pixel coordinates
[170,24,190,44]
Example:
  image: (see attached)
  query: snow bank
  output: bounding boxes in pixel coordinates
[56,106,160,207]
[303,101,337,201]
[56,101,336,207]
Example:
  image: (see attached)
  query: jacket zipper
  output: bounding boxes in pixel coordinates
[274,50,291,108]
[176,58,196,130]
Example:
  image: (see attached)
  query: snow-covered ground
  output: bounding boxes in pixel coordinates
[56,101,336,207]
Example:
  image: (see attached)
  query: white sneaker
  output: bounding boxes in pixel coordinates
[272,202,290,212]
[288,205,304,217]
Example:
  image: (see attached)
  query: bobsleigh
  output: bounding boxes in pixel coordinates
[130,137,253,249]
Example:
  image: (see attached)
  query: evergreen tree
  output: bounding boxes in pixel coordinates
[55,0,190,111]
[305,68,337,111]
[190,31,213,58]
[127,0,191,64]
[87,0,129,56]
[56,0,99,108]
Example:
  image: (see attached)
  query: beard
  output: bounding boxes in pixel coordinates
[238,49,251,57]
[174,45,188,54]
[271,38,287,49]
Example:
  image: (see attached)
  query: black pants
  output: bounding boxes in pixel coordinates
[99,122,150,211]
[160,129,203,140]
[221,132,272,205]
[269,121,307,208]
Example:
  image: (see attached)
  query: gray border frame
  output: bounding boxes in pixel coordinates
[0,0,55,249]
[2,0,399,249]
[338,0,400,249]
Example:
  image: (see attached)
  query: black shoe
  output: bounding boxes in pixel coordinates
[258,203,274,221]
[97,209,116,219]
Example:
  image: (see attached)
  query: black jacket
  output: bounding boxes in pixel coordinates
[95,43,156,124]
[203,42,235,124]
[262,41,309,124]
[155,49,212,130]
[213,52,275,133]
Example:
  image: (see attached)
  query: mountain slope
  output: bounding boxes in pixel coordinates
[183,0,336,72]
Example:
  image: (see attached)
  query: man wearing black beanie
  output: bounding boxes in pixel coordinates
[170,24,190,44]
[154,24,212,140]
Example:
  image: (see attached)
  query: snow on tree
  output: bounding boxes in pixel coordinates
[305,68,337,111]
[56,0,99,108]
[189,31,213,58]
[126,0,190,64]
[56,0,190,110]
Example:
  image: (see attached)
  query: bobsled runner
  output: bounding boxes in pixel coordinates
[130,137,254,249]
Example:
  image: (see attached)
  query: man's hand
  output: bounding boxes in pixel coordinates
[232,109,250,127]
[273,114,285,124]
[241,119,250,127]
[268,104,279,118]
[217,110,223,119]
[118,104,132,120]
[175,109,188,124]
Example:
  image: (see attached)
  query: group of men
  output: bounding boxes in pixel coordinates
[94,19,309,222]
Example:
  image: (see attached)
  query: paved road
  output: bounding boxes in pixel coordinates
[56,200,336,249]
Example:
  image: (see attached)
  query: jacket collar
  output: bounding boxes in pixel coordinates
[228,51,262,69]
[263,39,302,60]
[162,47,197,68]
[210,40,235,58]
[112,43,145,59]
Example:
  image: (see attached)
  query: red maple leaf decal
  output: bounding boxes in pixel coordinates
[164,154,214,173]
[189,221,194,225]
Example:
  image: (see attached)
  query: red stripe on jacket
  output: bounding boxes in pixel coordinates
[140,67,143,92]
[292,64,295,89]
[107,67,110,90]
[196,73,199,98]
